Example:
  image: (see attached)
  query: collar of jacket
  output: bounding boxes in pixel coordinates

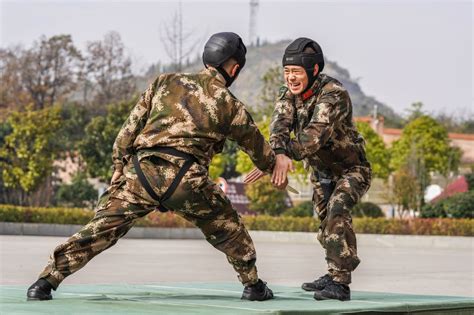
[201,68,227,86]
[300,73,324,102]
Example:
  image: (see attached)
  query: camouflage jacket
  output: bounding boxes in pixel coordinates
[270,73,369,177]
[112,68,275,174]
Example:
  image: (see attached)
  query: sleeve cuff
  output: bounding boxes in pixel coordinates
[273,148,287,155]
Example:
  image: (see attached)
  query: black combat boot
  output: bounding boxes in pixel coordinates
[301,274,333,291]
[313,281,350,301]
[26,278,53,301]
[241,279,274,301]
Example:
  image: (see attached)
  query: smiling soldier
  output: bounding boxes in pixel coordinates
[246,38,372,301]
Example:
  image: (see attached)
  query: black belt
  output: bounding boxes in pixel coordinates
[132,147,198,212]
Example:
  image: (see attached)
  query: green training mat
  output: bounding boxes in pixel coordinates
[1,283,473,315]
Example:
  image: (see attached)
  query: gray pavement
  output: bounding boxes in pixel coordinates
[0,235,473,297]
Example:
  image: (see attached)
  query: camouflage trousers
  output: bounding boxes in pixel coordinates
[39,152,259,289]
[311,165,371,284]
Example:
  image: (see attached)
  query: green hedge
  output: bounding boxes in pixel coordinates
[421,191,474,219]
[0,204,472,236]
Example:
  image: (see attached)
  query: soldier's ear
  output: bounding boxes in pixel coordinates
[313,64,319,76]
[231,64,240,77]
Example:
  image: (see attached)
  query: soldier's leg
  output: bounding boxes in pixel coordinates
[164,167,258,286]
[320,167,371,284]
[38,181,154,289]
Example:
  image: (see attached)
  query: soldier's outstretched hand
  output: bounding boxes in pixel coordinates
[244,168,266,184]
[271,154,294,187]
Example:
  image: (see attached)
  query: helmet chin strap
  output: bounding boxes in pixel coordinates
[302,68,318,94]
[216,65,241,88]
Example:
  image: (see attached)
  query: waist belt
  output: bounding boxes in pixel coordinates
[132,147,198,212]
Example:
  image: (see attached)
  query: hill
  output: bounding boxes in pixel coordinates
[142,40,400,121]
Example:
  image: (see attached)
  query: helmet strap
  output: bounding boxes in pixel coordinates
[216,65,240,87]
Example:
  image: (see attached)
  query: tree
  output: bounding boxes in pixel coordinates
[54,172,97,208]
[19,35,83,110]
[253,66,284,121]
[0,106,62,205]
[245,177,288,216]
[391,167,419,218]
[355,121,391,179]
[79,100,134,182]
[0,46,33,113]
[390,115,461,210]
[160,1,199,72]
[84,31,136,111]
[209,153,226,180]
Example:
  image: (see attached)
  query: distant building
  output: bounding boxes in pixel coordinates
[217,178,293,214]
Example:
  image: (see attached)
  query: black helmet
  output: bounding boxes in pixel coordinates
[282,38,324,92]
[202,32,247,87]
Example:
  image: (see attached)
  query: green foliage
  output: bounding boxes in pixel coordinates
[0,106,62,193]
[283,201,314,217]
[209,141,242,180]
[55,173,98,208]
[57,103,91,151]
[1,204,472,236]
[78,100,134,182]
[245,177,288,216]
[352,217,473,236]
[421,191,474,219]
[390,115,461,210]
[0,204,94,225]
[391,167,419,216]
[390,115,461,178]
[465,173,474,191]
[355,122,391,179]
[352,202,385,218]
[243,215,319,232]
[209,153,226,180]
[236,118,271,174]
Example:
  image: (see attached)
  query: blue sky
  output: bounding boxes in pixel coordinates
[1,0,472,117]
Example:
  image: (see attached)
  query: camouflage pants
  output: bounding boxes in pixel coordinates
[312,166,371,284]
[39,153,259,289]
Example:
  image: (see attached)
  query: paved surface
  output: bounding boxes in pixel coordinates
[0,235,473,297]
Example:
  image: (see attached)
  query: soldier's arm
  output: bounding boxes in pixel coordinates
[111,78,159,173]
[228,103,276,173]
[269,88,294,156]
[288,85,349,160]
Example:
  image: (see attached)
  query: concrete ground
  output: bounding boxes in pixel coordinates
[0,235,473,297]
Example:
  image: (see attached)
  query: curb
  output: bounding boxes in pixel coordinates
[0,222,472,249]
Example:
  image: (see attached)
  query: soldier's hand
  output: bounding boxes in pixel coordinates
[110,170,123,184]
[244,168,266,184]
[273,177,288,190]
[271,154,294,187]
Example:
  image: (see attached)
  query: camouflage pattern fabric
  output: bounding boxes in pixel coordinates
[269,73,372,284]
[38,68,275,289]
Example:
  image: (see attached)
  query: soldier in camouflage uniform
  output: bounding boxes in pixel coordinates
[27,32,277,302]
[248,38,371,301]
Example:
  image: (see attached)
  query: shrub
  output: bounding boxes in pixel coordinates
[54,173,98,208]
[0,204,472,236]
[421,191,474,219]
[352,202,385,218]
[283,201,314,217]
